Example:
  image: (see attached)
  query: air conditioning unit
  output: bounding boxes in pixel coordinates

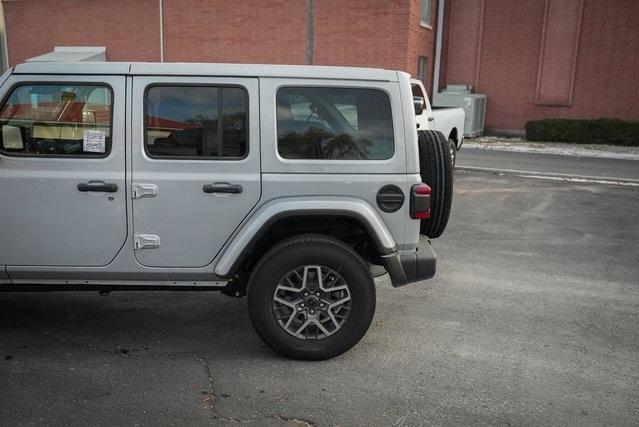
[433,85,486,138]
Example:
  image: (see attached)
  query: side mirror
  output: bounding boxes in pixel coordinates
[2,125,24,150]
[413,96,425,115]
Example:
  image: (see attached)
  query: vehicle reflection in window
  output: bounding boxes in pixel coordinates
[145,86,247,159]
[276,87,394,160]
[0,84,112,156]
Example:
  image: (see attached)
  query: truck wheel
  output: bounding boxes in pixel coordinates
[247,234,375,360]
[448,138,457,168]
[417,130,453,238]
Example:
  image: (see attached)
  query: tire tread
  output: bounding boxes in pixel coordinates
[417,130,453,238]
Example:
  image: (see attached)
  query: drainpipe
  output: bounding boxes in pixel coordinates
[159,0,164,62]
[306,0,314,65]
[432,0,445,95]
[0,2,9,71]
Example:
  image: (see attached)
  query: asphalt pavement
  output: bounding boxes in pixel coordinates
[1,157,638,425]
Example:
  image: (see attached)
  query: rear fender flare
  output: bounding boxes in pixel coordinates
[214,197,398,278]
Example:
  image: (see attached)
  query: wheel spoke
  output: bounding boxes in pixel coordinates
[327,311,340,330]
[283,311,297,329]
[329,296,351,309]
[322,284,348,293]
[313,319,331,336]
[278,285,302,293]
[295,319,313,335]
[273,296,297,309]
[284,275,302,290]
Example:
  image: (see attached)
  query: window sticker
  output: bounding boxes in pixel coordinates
[83,129,106,153]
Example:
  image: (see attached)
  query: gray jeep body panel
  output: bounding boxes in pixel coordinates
[0,63,432,288]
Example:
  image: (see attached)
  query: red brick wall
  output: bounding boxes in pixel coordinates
[475,0,545,132]
[313,0,436,93]
[162,0,306,64]
[313,0,407,70]
[4,0,161,64]
[444,0,639,132]
[5,0,433,74]
[444,0,485,89]
[570,0,639,122]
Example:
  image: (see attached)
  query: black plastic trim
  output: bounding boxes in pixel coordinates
[77,182,118,193]
[382,242,437,288]
[0,285,225,292]
[376,184,405,213]
[142,83,249,161]
[203,183,243,194]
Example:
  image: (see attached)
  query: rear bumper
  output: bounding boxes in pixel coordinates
[381,241,437,287]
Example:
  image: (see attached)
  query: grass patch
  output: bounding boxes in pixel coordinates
[525,118,639,146]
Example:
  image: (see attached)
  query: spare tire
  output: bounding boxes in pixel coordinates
[417,130,453,238]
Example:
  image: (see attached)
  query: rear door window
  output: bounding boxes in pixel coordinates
[276,87,394,160]
[0,83,112,156]
[145,85,248,159]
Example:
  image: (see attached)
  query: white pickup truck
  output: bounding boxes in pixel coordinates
[411,79,465,166]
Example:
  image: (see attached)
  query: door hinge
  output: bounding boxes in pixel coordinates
[132,183,158,199]
[134,234,160,250]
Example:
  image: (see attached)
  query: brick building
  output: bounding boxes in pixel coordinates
[1,0,637,134]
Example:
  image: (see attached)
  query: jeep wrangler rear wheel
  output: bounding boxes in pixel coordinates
[417,130,453,238]
[247,234,376,360]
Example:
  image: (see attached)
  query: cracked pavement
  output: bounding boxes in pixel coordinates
[1,170,638,425]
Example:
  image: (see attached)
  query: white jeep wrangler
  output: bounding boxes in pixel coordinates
[0,62,453,359]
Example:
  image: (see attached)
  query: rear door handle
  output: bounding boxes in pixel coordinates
[77,181,118,193]
[203,183,243,194]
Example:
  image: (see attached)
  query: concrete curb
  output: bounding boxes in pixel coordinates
[463,141,639,161]
[457,166,639,187]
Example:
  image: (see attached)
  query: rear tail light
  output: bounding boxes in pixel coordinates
[410,183,431,220]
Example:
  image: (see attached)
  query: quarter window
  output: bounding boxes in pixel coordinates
[276,87,394,160]
[0,84,112,156]
[145,85,248,159]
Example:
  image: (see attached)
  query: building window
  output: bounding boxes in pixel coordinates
[420,0,432,27]
[276,87,394,160]
[145,85,248,159]
[417,56,429,86]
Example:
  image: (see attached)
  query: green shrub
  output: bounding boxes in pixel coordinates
[525,118,639,146]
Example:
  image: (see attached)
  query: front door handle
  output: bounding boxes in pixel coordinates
[77,181,118,193]
[203,183,243,194]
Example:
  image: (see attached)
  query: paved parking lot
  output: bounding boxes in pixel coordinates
[1,166,638,425]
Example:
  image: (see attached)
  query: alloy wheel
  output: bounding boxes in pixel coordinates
[272,265,352,340]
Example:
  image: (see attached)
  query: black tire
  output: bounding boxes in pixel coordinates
[417,130,453,238]
[247,234,376,360]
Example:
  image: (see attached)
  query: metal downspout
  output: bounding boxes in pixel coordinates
[432,0,445,95]
[159,0,164,62]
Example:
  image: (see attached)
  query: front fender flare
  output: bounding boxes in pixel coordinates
[214,196,398,278]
